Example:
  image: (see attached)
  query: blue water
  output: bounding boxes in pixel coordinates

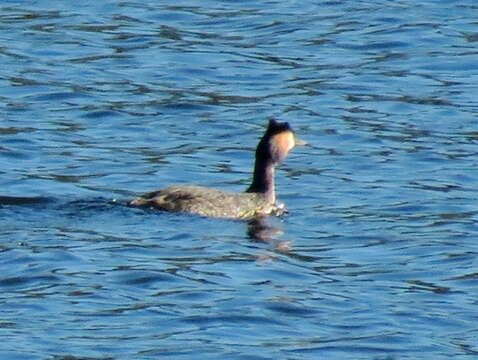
[1,0,478,359]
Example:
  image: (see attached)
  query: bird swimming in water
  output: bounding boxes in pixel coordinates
[129,119,305,219]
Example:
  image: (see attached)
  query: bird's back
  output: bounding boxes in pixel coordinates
[129,185,278,219]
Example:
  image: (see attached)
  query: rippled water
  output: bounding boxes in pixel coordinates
[1,1,478,359]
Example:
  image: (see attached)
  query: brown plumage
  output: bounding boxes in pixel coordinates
[129,119,304,219]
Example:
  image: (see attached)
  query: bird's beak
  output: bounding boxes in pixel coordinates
[294,134,308,147]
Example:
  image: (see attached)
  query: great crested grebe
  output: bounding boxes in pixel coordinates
[129,119,304,219]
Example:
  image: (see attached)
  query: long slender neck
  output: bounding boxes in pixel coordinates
[246,155,276,203]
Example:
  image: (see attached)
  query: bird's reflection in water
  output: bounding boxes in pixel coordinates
[247,217,291,254]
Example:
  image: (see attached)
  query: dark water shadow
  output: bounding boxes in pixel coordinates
[0,194,129,221]
[247,217,291,253]
[0,195,52,206]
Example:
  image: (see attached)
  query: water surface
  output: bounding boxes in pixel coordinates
[1,1,478,359]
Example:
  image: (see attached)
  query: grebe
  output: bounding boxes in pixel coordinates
[129,119,304,219]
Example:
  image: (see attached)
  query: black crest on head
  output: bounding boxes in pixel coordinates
[266,118,292,136]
